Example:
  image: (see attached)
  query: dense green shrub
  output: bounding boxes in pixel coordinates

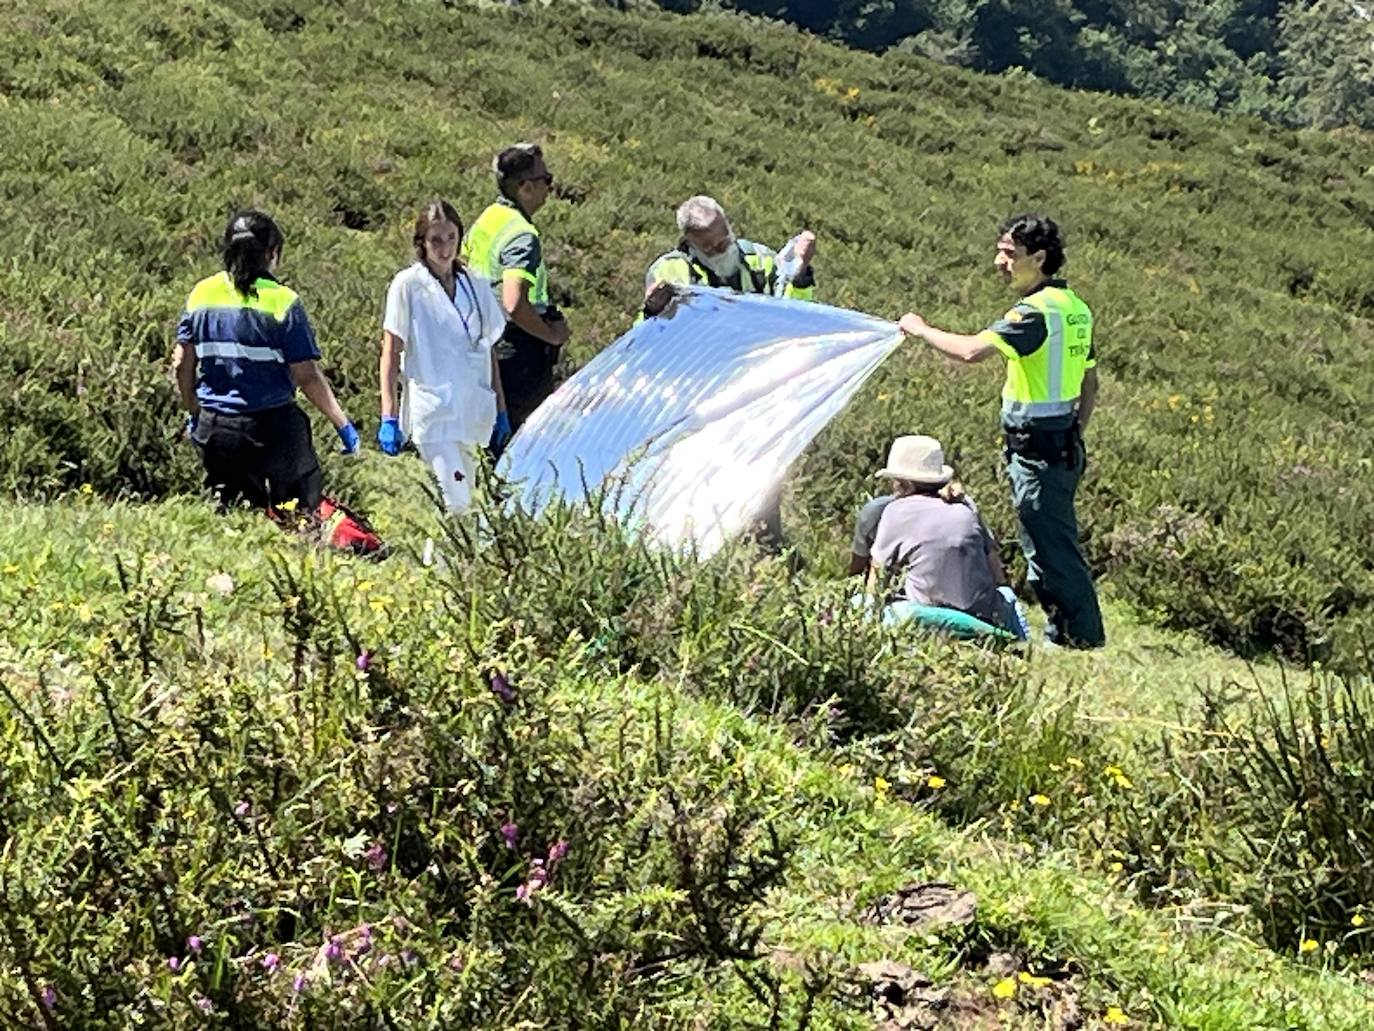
[0,542,810,1026]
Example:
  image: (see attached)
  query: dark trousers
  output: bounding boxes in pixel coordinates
[193,403,322,512]
[1005,432,1105,648]
[493,324,558,458]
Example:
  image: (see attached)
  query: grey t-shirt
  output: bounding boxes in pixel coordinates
[871,493,1002,621]
[851,495,895,559]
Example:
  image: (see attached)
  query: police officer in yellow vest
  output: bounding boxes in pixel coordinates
[462,143,570,449]
[641,195,816,319]
[899,214,1104,648]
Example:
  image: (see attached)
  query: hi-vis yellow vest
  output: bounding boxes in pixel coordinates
[994,284,1094,425]
[645,240,816,302]
[462,201,549,309]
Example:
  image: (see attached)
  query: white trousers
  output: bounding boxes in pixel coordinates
[416,439,480,513]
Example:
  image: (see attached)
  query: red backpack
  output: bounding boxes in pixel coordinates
[315,496,387,558]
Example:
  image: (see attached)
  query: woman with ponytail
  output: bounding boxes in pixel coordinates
[171,210,360,515]
[377,199,509,513]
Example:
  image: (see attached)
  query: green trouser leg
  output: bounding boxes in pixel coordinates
[1006,449,1105,648]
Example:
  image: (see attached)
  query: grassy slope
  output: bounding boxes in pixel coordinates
[2,0,1374,658]
[3,484,1372,1028]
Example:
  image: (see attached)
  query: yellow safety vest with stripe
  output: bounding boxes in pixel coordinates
[180,272,320,413]
[980,283,1094,426]
[185,271,301,320]
[462,200,549,310]
[645,240,817,303]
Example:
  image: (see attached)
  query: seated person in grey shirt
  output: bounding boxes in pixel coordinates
[863,435,1020,633]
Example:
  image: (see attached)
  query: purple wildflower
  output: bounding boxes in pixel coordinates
[40,986,56,1011]
[547,839,569,869]
[194,996,214,1014]
[261,952,280,973]
[325,937,344,963]
[167,956,182,973]
[292,973,309,994]
[233,800,250,818]
[500,821,519,850]
[517,858,549,904]
[488,669,516,704]
[401,948,418,967]
[186,934,204,955]
[356,650,371,672]
[356,924,374,955]
[364,841,387,872]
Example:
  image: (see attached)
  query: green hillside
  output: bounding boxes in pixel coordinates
[5,0,1374,662]
[3,0,1374,1026]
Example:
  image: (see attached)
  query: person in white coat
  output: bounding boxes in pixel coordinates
[377,199,510,513]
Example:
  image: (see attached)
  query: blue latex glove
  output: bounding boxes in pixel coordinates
[490,410,512,451]
[337,421,361,455]
[377,416,405,456]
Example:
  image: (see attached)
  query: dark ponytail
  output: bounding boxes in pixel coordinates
[222,210,284,298]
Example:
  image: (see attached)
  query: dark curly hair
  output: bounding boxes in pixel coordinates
[998,213,1065,276]
[495,142,546,200]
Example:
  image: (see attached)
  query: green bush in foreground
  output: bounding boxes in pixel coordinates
[0,549,807,1026]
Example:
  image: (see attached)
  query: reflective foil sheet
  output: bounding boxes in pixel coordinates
[497,287,905,558]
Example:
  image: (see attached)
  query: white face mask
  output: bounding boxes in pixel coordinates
[691,236,741,280]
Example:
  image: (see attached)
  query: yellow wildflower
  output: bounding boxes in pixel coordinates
[1104,764,1134,789]
[1017,971,1052,988]
[356,579,375,594]
[1109,861,1124,873]
[80,483,94,495]
[927,774,946,789]
[1299,938,1318,953]
[2,564,18,575]
[1029,794,1051,807]
[992,977,1017,999]
[1167,394,1182,410]
[1104,1006,1129,1025]
[1352,914,1366,928]
[873,776,890,797]
[1065,756,1084,769]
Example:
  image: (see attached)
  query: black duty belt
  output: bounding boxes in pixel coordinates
[1003,422,1082,465]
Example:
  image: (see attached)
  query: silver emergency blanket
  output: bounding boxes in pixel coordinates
[497,287,904,558]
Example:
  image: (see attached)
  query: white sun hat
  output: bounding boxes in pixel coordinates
[874,434,954,485]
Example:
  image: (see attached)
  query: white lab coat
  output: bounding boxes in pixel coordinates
[383,264,506,446]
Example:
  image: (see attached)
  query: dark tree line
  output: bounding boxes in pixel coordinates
[646,0,1374,130]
